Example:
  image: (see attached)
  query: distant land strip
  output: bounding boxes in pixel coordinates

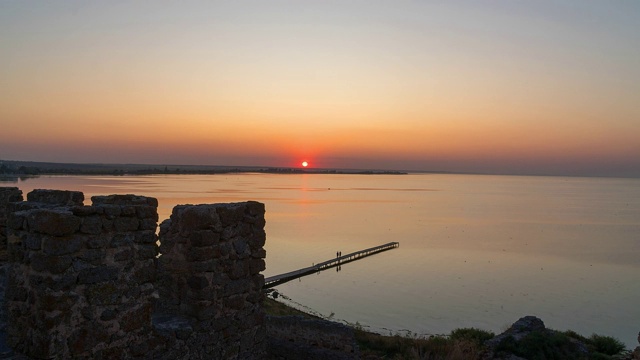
[0,159,408,177]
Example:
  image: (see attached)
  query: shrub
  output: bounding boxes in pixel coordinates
[496,331,586,360]
[589,334,626,356]
[450,327,495,345]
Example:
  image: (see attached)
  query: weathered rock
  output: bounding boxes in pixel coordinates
[28,209,80,236]
[483,316,590,360]
[486,316,546,348]
[27,189,83,206]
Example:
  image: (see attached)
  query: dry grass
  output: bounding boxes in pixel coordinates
[355,330,484,360]
[264,297,488,359]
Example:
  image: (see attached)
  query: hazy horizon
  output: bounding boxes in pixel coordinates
[2,1,639,178]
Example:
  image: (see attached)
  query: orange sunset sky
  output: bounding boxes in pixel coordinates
[1,1,639,177]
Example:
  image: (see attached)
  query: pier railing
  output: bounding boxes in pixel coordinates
[264,241,399,288]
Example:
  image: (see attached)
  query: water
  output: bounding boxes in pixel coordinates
[7,173,640,347]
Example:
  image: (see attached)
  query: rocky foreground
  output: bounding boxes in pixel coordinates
[266,312,639,360]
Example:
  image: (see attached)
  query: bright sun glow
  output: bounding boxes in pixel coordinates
[302,161,308,167]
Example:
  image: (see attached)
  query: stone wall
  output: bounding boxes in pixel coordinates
[3,189,267,359]
[0,187,23,259]
[6,191,159,358]
[154,202,267,359]
[266,316,359,360]
[0,187,23,334]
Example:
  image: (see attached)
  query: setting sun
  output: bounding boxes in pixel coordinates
[302,161,308,167]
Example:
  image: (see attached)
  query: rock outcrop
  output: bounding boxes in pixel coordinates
[484,316,589,360]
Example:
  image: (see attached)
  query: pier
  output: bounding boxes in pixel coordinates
[264,242,399,288]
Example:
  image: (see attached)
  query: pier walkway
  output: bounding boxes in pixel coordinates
[264,241,399,288]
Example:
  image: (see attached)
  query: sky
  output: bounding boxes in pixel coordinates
[1,1,639,177]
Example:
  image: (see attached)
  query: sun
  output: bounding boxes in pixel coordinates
[301,161,308,167]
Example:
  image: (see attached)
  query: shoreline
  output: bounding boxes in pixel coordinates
[264,297,637,359]
[0,159,407,177]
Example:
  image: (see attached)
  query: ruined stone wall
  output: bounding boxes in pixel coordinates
[6,190,159,359]
[0,187,23,334]
[155,202,267,359]
[3,189,267,359]
[0,187,23,259]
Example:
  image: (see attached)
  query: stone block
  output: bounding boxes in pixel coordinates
[86,282,120,305]
[27,189,84,206]
[31,253,73,274]
[87,235,109,249]
[39,291,78,313]
[71,205,99,216]
[132,264,156,284]
[224,279,250,297]
[24,234,42,250]
[101,205,122,218]
[233,240,249,257]
[114,217,139,232]
[130,340,150,356]
[28,209,80,236]
[121,205,136,216]
[120,303,152,332]
[101,218,114,231]
[80,216,103,234]
[114,248,133,262]
[251,248,267,259]
[140,218,157,231]
[221,225,240,241]
[92,194,157,207]
[188,246,215,262]
[134,230,157,244]
[216,204,245,227]
[178,205,222,234]
[190,230,220,247]
[136,205,158,220]
[7,211,26,230]
[228,261,248,280]
[110,233,134,247]
[137,244,158,260]
[78,265,120,284]
[79,248,106,264]
[187,275,209,291]
[245,201,265,216]
[0,187,23,202]
[8,242,26,262]
[224,295,245,310]
[191,259,218,272]
[67,325,110,356]
[30,272,77,292]
[5,282,27,301]
[42,235,83,255]
[249,259,266,274]
[100,309,117,321]
[246,291,264,304]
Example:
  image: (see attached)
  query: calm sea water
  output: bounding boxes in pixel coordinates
[8,174,640,347]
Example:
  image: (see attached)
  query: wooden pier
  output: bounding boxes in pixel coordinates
[264,241,399,288]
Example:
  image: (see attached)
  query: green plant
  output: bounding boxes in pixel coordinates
[588,334,626,356]
[354,329,484,360]
[563,330,589,343]
[449,327,495,345]
[495,331,585,360]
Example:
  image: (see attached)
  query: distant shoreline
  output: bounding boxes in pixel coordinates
[3,159,638,179]
[0,159,407,177]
